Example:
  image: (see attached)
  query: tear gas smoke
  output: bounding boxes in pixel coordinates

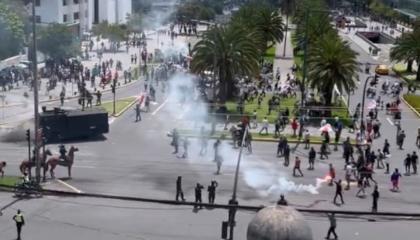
[159,65,327,199]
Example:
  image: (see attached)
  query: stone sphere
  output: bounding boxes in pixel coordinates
[247,205,313,240]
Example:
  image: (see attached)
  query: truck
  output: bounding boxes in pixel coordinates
[40,107,109,143]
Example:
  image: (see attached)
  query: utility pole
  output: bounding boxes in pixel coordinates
[297,10,309,139]
[111,78,116,115]
[31,0,41,184]
[26,129,31,178]
[222,127,249,240]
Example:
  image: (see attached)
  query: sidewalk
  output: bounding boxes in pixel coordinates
[272,21,295,86]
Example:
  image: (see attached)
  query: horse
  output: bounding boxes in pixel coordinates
[0,161,6,178]
[45,146,78,179]
[19,149,52,181]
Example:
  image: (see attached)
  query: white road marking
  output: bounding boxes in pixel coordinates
[73,165,96,169]
[152,98,169,115]
[108,117,115,125]
[386,117,394,126]
[56,179,83,193]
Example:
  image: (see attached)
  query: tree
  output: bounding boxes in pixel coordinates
[191,26,260,103]
[232,4,284,55]
[38,23,80,60]
[0,2,25,60]
[132,0,152,14]
[92,22,128,43]
[308,33,359,107]
[390,28,420,81]
[126,13,143,33]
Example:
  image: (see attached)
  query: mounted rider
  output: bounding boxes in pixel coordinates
[59,144,67,161]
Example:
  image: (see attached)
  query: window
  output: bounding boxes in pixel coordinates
[73,0,79,4]
[73,12,79,20]
[63,0,67,6]
[63,14,68,22]
[35,16,41,23]
[35,0,41,6]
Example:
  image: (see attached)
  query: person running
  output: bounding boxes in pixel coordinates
[383,139,390,155]
[391,168,402,192]
[372,185,380,212]
[333,179,344,205]
[13,209,25,240]
[308,147,316,170]
[397,130,406,150]
[404,153,411,175]
[259,117,269,135]
[283,144,290,167]
[411,151,418,174]
[175,176,185,201]
[207,180,218,204]
[293,156,304,177]
[134,103,141,122]
[325,213,338,240]
[356,177,367,198]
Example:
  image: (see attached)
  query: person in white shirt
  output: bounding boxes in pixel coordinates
[259,117,269,135]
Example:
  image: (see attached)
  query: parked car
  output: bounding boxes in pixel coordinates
[375,64,389,75]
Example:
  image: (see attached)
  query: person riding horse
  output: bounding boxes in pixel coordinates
[59,144,67,161]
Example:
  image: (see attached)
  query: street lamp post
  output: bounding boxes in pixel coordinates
[222,126,249,240]
[359,75,374,140]
[31,0,41,184]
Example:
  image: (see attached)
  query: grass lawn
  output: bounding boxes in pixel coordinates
[225,94,298,123]
[102,97,136,115]
[331,100,352,127]
[0,176,21,187]
[264,46,276,63]
[403,94,420,113]
[392,63,419,87]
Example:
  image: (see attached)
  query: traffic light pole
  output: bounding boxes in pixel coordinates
[26,129,31,178]
[31,0,41,184]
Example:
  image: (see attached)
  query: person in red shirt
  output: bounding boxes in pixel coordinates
[293,156,304,177]
[291,118,299,137]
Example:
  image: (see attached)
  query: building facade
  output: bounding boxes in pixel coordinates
[34,0,132,35]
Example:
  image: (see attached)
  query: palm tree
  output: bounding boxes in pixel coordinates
[308,33,359,107]
[231,4,284,55]
[190,25,260,103]
[390,28,420,81]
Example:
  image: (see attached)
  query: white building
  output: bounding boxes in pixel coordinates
[33,0,132,36]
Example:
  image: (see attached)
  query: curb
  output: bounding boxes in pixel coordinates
[113,96,140,117]
[401,95,420,118]
[179,133,351,145]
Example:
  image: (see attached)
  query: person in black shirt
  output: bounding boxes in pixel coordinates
[411,152,418,174]
[207,180,218,204]
[176,176,185,201]
[194,183,204,208]
[333,179,344,205]
[308,147,316,170]
[372,185,380,212]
